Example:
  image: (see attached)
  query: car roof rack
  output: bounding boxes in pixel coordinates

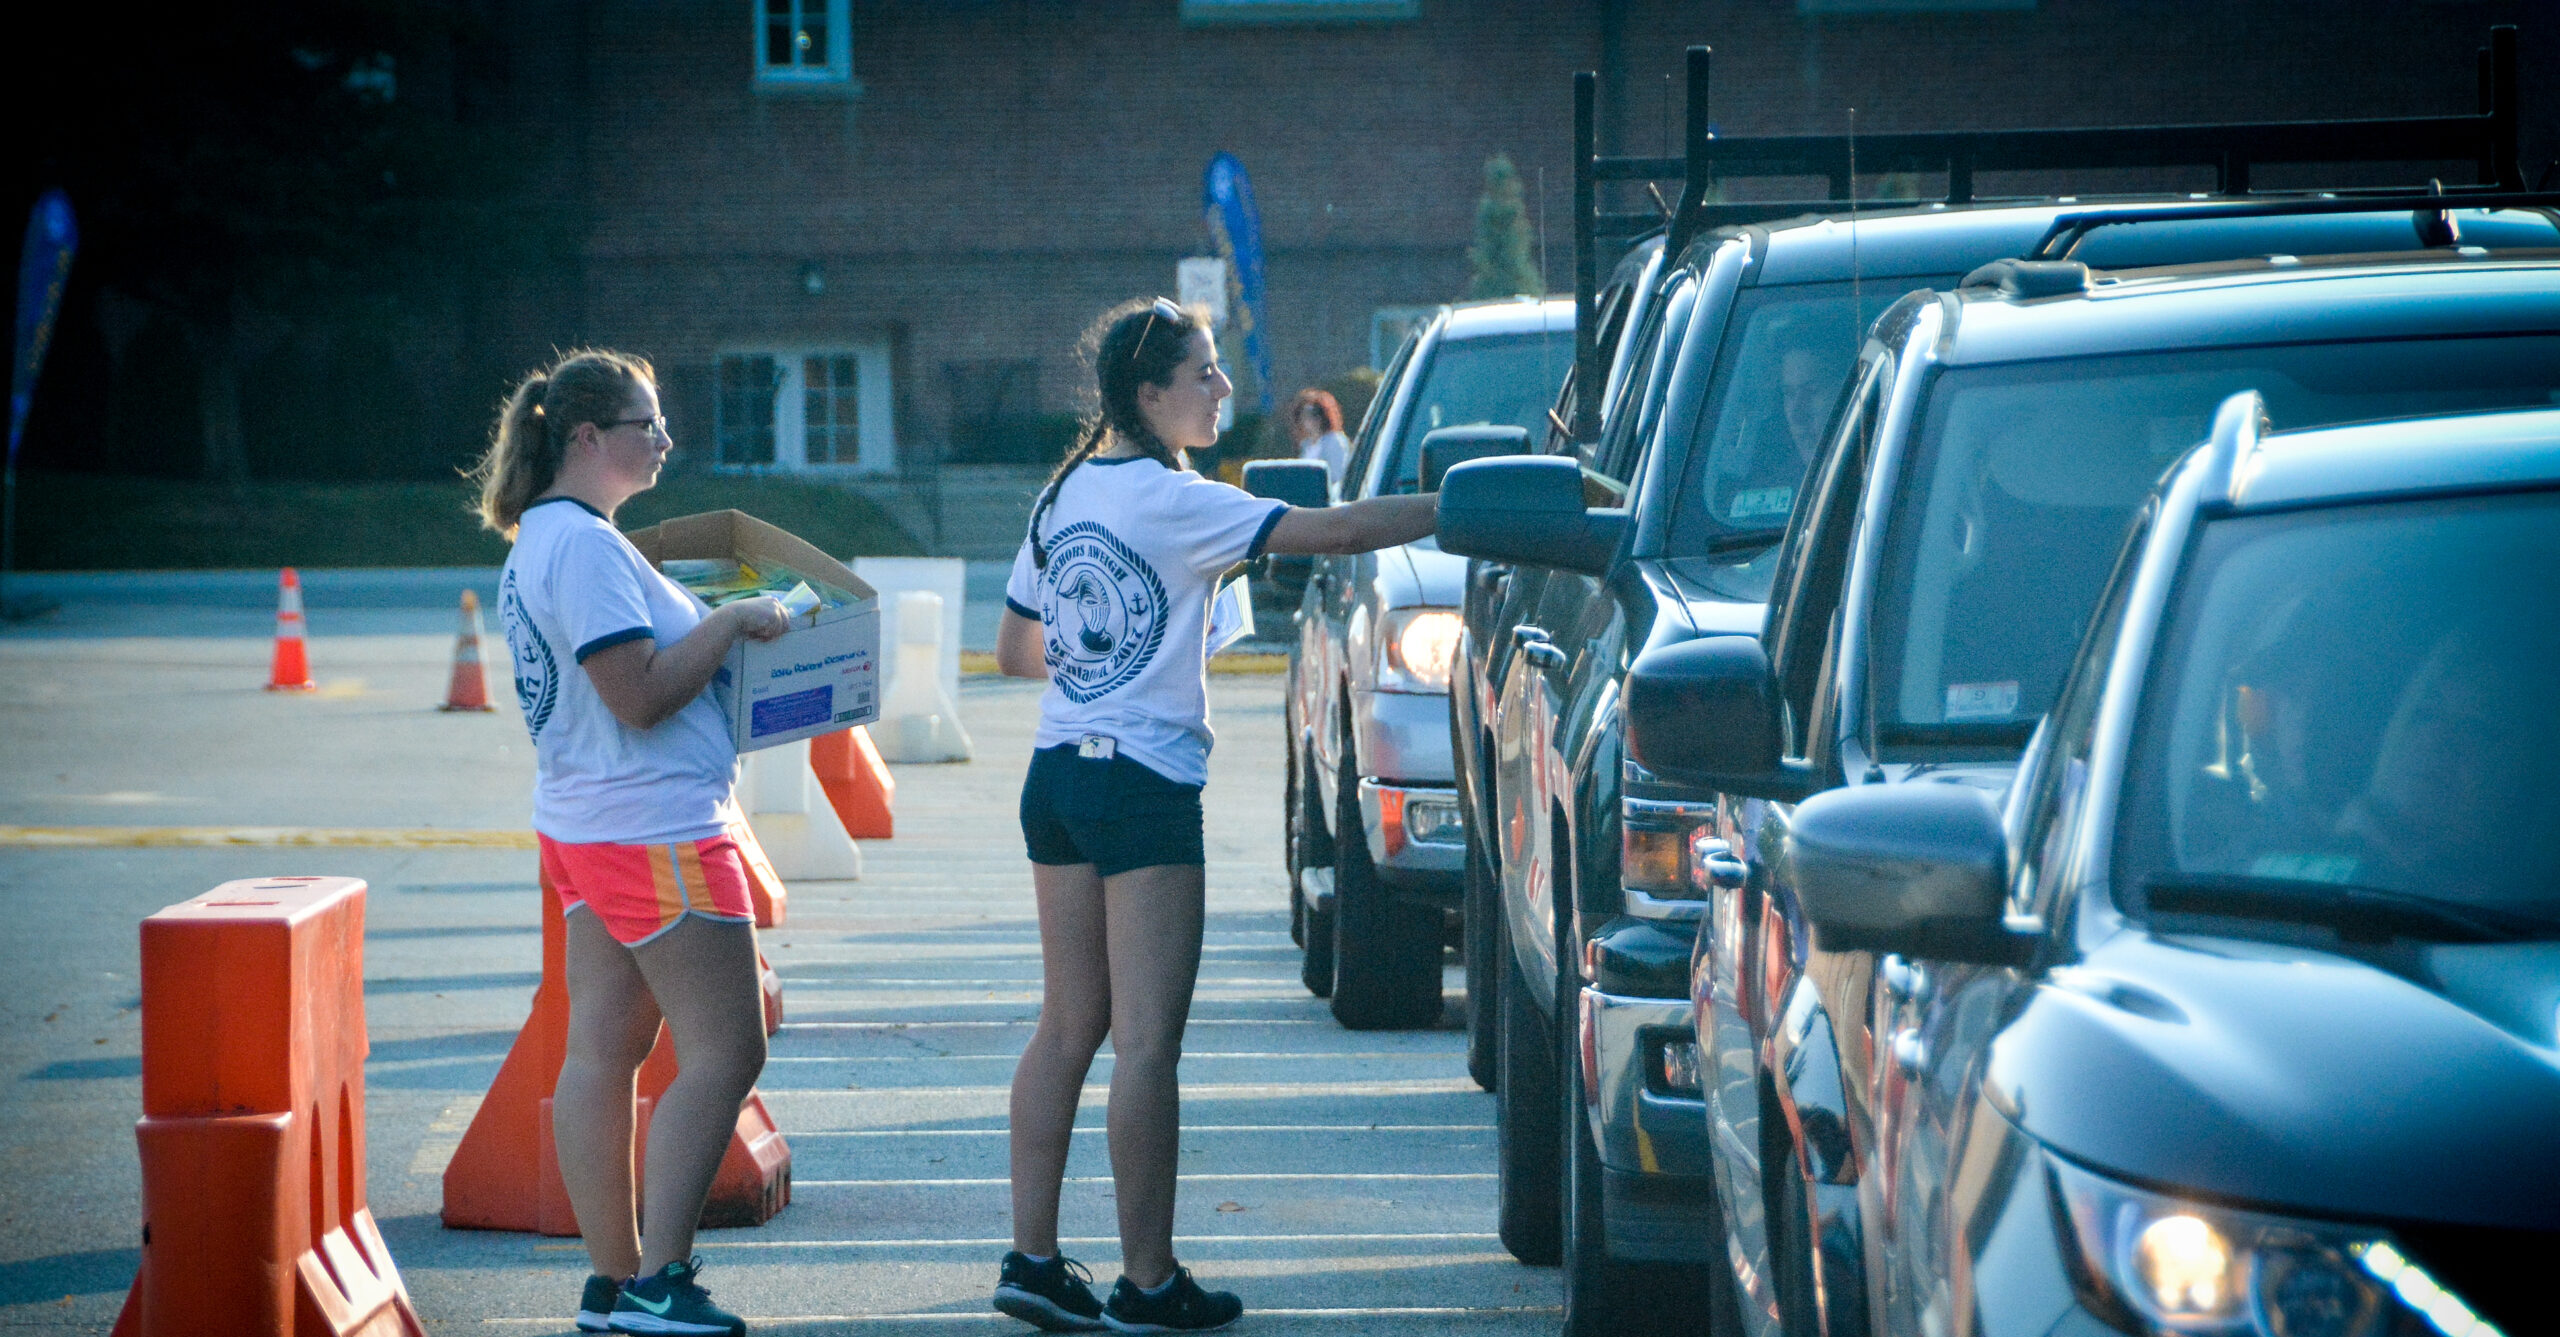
[2025,188,2560,260]
[1567,26,2522,444]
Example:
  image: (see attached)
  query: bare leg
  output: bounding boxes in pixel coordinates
[630,914,768,1272]
[554,907,667,1280]
[1103,862,1207,1289]
[1010,861,1112,1256]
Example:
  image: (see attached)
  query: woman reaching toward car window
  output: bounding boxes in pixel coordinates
[989,298,1434,1332]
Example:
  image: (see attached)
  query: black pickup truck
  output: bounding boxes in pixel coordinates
[1439,30,2546,1337]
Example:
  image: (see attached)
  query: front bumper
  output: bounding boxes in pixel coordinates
[1580,983,1719,1262]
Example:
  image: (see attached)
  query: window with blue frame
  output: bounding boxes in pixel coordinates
[755,0,853,88]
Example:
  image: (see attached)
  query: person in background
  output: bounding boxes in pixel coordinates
[1288,387,1350,496]
[989,299,1437,1332]
[471,348,787,1337]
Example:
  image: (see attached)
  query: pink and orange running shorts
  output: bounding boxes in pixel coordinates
[540,832,754,946]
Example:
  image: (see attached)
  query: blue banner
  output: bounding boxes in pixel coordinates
[11,190,78,463]
[1202,154,1274,415]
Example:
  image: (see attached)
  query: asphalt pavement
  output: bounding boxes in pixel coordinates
[0,598,1557,1334]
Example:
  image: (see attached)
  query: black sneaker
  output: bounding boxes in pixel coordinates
[993,1251,1107,1331]
[1101,1267,1242,1333]
[608,1257,746,1336]
[576,1274,622,1332]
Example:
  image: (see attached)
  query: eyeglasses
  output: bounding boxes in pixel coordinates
[1132,297,1183,360]
[603,415,668,437]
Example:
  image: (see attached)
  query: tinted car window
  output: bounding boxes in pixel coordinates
[1373,329,1572,496]
[1871,334,2560,752]
[1667,282,1927,552]
[2115,491,2560,926]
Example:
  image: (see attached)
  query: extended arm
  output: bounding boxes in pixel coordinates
[582,596,792,731]
[1262,493,1437,556]
[997,608,1050,680]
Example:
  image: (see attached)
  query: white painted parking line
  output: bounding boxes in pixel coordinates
[783,1124,1494,1137]
[795,1172,1495,1186]
[760,1079,1486,1099]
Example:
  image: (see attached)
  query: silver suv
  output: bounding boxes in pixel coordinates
[1279,297,1572,1029]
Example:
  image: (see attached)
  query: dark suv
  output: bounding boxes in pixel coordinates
[1753,398,2560,1337]
[1625,247,2560,1337]
[1438,32,2538,1337]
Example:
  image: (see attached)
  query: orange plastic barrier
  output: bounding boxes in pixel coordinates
[441,829,792,1235]
[266,568,316,692]
[810,725,894,838]
[114,876,423,1337]
[438,590,496,713]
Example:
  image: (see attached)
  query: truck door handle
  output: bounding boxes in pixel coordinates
[1512,625,1552,645]
[1691,838,1748,890]
[1520,643,1567,671]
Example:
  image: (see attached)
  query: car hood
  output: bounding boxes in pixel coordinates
[1991,930,2560,1230]
[1660,556,1771,637]
[1395,538,1466,607]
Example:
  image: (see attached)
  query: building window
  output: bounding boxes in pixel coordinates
[754,0,854,88]
[1181,0,1420,23]
[716,345,896,472]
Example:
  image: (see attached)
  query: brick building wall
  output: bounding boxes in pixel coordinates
[528,0,2548,474]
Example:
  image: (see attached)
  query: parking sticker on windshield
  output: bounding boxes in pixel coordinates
[1728,486,1794,521]
[1944,680,2019,721]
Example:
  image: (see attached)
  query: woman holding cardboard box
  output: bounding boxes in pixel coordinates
[990,299,1436,1332]
[471,348,789,1337]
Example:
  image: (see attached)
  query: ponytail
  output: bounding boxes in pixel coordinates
[1027,298,1207,569]
[468,348,655,538]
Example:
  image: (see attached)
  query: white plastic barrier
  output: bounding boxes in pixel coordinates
[872,589,975,763]
[740,738,862,880]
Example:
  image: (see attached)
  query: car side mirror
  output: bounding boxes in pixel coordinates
[1623,635,1817,801]
[1243,458,1331,509]
[1787,783,2032,964]
[1434,456,1627,577]
[1419,424,1530,493]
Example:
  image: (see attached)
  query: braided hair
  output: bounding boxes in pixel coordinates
[1028,298,1208,568]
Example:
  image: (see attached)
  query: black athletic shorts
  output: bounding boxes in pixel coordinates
[1019,743,1205,876]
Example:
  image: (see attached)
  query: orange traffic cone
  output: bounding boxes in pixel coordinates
[265,568,316,692]
[440,590,496,712]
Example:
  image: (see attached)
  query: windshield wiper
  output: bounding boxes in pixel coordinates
[2141,874,2560,944]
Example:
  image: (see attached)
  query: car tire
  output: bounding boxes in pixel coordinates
[1289,739,1334,998]
[1327,727,1444,1030]
[1562,1042,1712,1336]
[1461,820,1500,1092]
[1495,912,1562,1265]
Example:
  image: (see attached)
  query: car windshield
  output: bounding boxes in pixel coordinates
[1668,282,1920,552]
[1373,328,1572,496]
[2115,491,2560,928]
[1870,335,2560,754]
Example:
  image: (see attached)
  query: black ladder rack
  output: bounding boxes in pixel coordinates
[1568,26,2523,445]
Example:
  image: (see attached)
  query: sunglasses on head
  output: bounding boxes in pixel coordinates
[1132,297,1184,360]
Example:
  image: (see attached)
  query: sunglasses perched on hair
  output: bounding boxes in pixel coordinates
[1132,297,1184,360]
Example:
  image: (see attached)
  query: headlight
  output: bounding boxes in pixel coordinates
[1379,608,1460,692]
[2051,1158,2503,1337]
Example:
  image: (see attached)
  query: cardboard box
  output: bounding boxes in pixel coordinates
[625,509,882,753]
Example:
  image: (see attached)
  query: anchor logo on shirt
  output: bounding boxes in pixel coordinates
[1038,521,1167,703]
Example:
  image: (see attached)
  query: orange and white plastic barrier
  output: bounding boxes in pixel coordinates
[439,590,495,712]
[266,568,316,692]
[441,826,792,1234]
[114,876,424,1337]
[741,738,862,879]
[811,725,894,839]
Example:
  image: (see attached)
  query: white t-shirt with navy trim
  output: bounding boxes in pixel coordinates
[1005,455,1287,787]
[500,496,743,845]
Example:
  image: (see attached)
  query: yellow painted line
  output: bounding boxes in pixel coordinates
[0,825,539,850]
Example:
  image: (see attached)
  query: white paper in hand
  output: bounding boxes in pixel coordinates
[1206,577,1255,657]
